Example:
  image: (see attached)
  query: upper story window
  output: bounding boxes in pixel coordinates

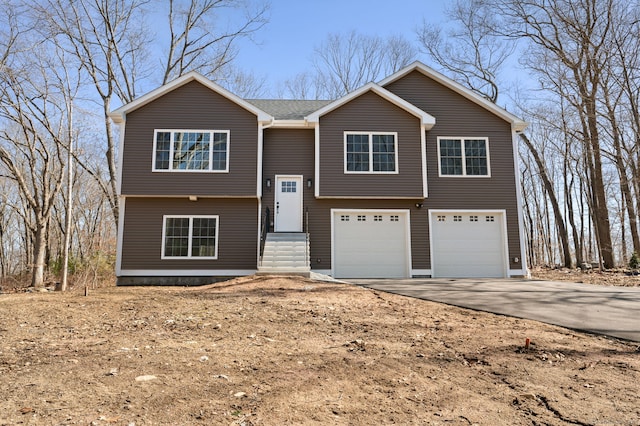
[438,137,490,177]
[344,132,398,173]
[162,215,218,259]
[153,130,229,172]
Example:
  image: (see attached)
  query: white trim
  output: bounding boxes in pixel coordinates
[378,61,528,132]
[161,215,219,260]
[411,269,432,277]
[116,123,126,196]
[420,124,428,198]
[109,71,272,124]
[343,132,399,174]
[330,208,412,278]
[257,199,262,269]
[508,269,528,277]
[428,209,508,278]
[152,130,230,173]
[306,82,436,129]
[269,120,316,129]
[257,123,264,197]
[437,137,491,177]
[274,175,304,232]
[115,196,127,276]
[512,128,530,278]
[118,194,258,199]
[312,269,332,276]
[118,269,256,277]
[314,195,421,200]
[314,125,320,198]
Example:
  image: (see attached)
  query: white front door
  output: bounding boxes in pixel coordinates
[275,175,303,232]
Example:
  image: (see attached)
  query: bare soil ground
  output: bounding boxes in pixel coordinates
[1,274,639,425]
[531,267,640,287]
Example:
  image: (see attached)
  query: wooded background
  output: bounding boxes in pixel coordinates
[1,0,638,288]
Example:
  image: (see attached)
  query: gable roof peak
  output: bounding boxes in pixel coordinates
[379,61,528,132]
[306,82,435,129]
[109,71,272,124]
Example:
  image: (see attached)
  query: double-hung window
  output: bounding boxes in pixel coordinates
[153,130,229,172]
[438,137,490,177]
[345,132,398,173]
[162,215,219,259]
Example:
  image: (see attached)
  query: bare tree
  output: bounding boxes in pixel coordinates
[417,0,514,103]
[519,131,573,268]
[216,65,267,98]
[498,0,620,268]
[312,31,418,99]
[35,0,153,224]
[0,55,73,288]
[162,0,269,84]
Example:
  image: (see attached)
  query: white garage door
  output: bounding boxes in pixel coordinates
[431,212,506,278]
[333,210,410,278]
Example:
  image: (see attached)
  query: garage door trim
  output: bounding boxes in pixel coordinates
[331,208,412,278]
[429,209,509,278]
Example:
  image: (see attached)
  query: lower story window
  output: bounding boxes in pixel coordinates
[162,215,218,259]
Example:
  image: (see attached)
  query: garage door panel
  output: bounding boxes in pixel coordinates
[334,212,409,279]
[431,212,506,278]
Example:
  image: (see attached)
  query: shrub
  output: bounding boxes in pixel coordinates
[629,252,640,269]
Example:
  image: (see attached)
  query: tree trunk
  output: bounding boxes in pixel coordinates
[31,219,47,288]
[519,134,573,268]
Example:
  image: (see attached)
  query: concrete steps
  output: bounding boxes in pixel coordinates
[258,233,310,276]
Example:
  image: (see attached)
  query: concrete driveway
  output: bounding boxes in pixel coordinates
[351,278,640,342]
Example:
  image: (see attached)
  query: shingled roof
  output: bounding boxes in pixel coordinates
[245,99,332,120]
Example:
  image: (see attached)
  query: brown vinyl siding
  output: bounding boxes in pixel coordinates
[385,70,522,270]
[318,91,424,198]
[262,128,429,271]
[120,197,257,271]
[120,80,259,197]
[262,128,316,222]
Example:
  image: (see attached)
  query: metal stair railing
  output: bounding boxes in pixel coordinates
[259,207,271,263]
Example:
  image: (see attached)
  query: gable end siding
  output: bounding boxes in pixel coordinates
[120,80,259,197]
[318,91,424,198]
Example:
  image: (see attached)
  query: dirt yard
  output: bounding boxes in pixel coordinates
[1,274,639,425]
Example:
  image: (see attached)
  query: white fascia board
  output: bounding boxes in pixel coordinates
[379,61,528,132]
[306,82,435,129]
[109,71,273,124]
[115,196,126,276]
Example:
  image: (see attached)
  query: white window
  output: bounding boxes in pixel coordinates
[344,132,398,173]
[162,215,219,259]
[153,130,229,172]
[438,137,490,177]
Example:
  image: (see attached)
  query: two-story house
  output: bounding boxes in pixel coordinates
[109,61,528,285]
